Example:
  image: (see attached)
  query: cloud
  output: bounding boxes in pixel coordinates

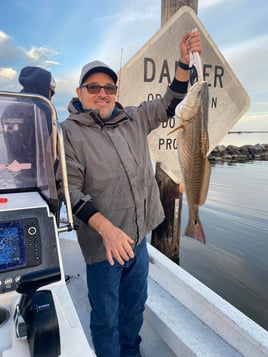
[0,67,16,80]
[94,8,158,24]
[0,30,28,67]
[0,30,59,89]
[199,0,224,9]
[26,46,59,67]
[0,31,8,42]
[45,60,60,67]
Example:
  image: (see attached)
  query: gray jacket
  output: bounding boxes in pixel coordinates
[60,84,186,264]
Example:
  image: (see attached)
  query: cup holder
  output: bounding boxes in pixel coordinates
[0,307,10,327]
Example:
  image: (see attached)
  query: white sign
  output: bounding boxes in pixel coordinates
[118,6,250,183]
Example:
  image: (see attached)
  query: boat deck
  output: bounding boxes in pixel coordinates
[60,236,177,356]
[59,234,268,357]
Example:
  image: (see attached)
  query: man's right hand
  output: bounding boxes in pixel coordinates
[88,212,135,265]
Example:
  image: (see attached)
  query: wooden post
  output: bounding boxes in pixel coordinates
[161,0,198,25]
[151,163,182,263]
[151,0,198,261]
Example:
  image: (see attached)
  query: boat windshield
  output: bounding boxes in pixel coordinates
[0,93,58,214]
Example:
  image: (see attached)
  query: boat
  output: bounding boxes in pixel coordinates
[0,91,267,356]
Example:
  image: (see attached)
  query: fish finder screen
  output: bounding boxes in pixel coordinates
[0,221,26,272]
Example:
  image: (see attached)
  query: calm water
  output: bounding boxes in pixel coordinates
[180,160,268,330]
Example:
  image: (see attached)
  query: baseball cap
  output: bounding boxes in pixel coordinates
[79,60,118,86]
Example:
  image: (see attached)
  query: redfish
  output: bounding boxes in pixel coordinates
[170,80,210,243]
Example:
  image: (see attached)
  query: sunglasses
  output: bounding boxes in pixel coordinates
[81,84,117,95]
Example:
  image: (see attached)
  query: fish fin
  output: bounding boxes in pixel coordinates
[167,124,184,135]
[184,217,206,244]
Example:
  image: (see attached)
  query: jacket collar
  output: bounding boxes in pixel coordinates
[67,98,131,128]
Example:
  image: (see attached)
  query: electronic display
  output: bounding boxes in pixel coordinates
[0,221,26,272]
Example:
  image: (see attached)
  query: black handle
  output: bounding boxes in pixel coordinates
[16,267,61,319]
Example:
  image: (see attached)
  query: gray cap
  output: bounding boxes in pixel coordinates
[79,60,118,86]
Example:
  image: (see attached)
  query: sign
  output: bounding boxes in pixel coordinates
[118,6,250,183]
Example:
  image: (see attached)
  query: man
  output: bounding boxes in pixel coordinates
[19,66,56,100]
[18,66,56,134]
[58,31,201,357]
[1,66,56,163]
[1,66,56,188]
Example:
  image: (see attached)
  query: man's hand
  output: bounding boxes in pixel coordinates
[180,30,202,65]
[175,30,202,82]
[88,212,135,266]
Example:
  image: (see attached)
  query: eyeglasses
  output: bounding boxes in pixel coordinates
[49,88,55,97]
[81,84,117,95]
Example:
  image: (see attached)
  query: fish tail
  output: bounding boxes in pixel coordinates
[184,217,206,244]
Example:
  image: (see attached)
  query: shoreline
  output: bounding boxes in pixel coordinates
[208,143,268,162]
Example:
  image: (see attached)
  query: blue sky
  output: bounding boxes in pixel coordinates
[1,0,268,146]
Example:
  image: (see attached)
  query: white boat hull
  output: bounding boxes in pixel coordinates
[59,234,268,357]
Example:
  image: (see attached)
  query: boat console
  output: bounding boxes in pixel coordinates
[0,92,94,356]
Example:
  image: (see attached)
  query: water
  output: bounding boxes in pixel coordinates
[180,160,268,330]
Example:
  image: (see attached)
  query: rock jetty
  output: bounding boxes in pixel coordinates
[208,143,268,162]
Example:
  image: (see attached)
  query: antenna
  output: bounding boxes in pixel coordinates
[117,48,123,102]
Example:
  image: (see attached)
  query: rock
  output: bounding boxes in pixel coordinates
[208,143,268,162]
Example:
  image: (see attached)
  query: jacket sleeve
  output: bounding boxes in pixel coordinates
[166,78,188,117]
[128,79,188,135]
[56,121,99,225]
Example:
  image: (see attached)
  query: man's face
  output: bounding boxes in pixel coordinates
[77,72,117,120]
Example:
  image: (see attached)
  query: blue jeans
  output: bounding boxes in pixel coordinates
[86,238,149,357]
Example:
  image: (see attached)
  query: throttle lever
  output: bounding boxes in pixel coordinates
[14,267,61,339]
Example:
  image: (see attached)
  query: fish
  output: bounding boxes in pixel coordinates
[169,80,211,243]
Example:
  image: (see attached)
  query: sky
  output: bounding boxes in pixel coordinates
[0,0,267,146]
